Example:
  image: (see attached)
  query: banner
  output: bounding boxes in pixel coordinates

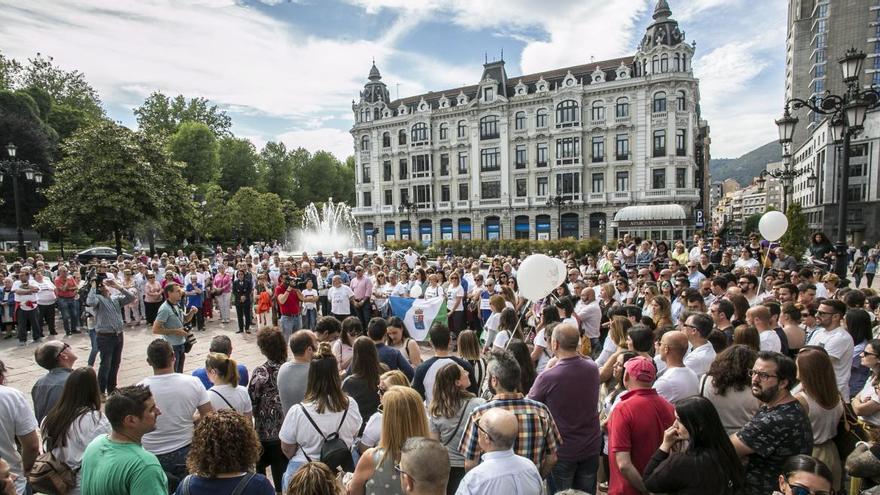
[388,296,448,340]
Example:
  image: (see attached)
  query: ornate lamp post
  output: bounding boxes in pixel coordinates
[546,195,572,239]
[776,48,880,281]
[0,144,43,259]
[398,200,419,241]
[755,152,817,212]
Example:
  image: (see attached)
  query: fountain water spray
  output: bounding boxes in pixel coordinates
[292,198,363,253]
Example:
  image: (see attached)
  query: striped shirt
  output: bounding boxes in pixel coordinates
[458,392,561,470]
[86,288,134,334]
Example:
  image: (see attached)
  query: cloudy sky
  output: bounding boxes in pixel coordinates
[0,0,786,160]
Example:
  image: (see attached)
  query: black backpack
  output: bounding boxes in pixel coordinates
[298,404,355,473]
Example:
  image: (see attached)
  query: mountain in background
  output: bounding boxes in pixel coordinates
[710,141,783,185]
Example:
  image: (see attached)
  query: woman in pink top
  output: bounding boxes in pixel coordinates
[213,269,233,324]
[143,272,164,324]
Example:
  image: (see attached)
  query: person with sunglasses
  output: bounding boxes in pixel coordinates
[730,351,813,495]
[852,339,880,428]
[773,454,833,495]
[31,340,78,423]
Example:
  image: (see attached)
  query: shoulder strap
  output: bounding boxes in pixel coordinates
[298,404,327,441]
[404,338,412,360]
[443,399,472,446]
[210,388,235,410]
[699,374,708,396]
[231,473,256,495]
[334,404,349,434]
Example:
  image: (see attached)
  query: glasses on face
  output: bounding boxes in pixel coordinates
[785,481,830,495]
[863,351,879,358]
[815,310,835,317]
[748,369,778,381]
[801,313,811,318]
[54,343,70,360]
[393,463,414,481]
[738,281,750,286]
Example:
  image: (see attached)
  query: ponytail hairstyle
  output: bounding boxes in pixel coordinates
[205,352,239,386]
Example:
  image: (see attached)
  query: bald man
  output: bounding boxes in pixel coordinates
[528,324,601,492]
[653,331,699,403]
[456,408,542,495]
[747,305,782,353]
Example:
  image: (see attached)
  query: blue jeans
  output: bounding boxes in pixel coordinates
[156,444,190,493]
[281,459,305,492]
[57,298,77,335]
[280,314,302,342]
[88,328,98,367]
[96,332,123,394]
[302,309,317,330]
[172,344,186,373]
[550,455,599,494]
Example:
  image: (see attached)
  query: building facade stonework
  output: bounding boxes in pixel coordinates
[351,0,709,248]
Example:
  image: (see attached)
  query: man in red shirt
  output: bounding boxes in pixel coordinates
[275,274,304,343]
[54,265,82,336]
[607,356,674,495]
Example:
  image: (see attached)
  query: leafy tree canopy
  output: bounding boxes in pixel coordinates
[134,91,232,138]
[17,53,103,118]
[217,137,258,193]
[167,121,219,186]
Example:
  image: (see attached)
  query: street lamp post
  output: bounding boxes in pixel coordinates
[398,200,419,241]
[775,48,879,281]
[755,150,817,213]
[546,195,572,239]
[1,144,43,260]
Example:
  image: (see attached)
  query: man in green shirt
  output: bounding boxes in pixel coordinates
[80,385,168,494]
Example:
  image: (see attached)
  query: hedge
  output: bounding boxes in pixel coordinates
[382,238,605,259]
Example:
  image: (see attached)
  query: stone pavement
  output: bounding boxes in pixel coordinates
[0,314,274,406]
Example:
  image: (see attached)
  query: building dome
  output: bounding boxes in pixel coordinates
[639,0,685,51]
[368,61,381,81]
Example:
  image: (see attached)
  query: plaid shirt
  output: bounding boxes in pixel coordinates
[458,392,561,469]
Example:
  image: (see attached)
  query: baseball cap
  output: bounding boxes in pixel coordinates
[623,356,656,383]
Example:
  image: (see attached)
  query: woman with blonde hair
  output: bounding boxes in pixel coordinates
[347,386,430,495]
[597,315,632,367]
[794,346,844,490]
[205,352,253,420]
[481,295,507,353]
[359,370,412,452]
[650,295,673,328]
[428,363,486,494]
[286,462,342,495]
[456,330,488,398]
[178,409,275,494]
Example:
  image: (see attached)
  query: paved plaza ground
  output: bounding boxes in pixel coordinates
[0,314,278,405]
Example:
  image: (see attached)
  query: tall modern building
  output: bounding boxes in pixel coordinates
[351,0,709,248]
[786,0,880,245]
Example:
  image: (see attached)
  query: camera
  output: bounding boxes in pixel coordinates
[284,274,304,290]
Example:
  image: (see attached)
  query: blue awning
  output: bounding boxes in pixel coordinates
[536,222,551,232]
[384,225,395,235]
[459,223,471,233]
[515,222,530,232]
[420,225,432,234]
[441,225,453,233]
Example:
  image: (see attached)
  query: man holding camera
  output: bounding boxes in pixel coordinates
[275,274,305,342]
[87,276,136,395]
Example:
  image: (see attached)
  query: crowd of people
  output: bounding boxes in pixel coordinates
[2,231,880,495]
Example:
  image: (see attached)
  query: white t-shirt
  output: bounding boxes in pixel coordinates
[759,329,782,353]
[328,285,354,315]
[446,285,465,312]
[0,385,38,495]
[139,373,210,455]
[807,326,854,398]
[654,366,700,404]
[409,284,423,298]
[683,342,716,378]
[424,285,444,299]
[360,412,382,448]
[301,288,318,310]
[207,384,253,415]
[50,410,111,471]
[11,279,37,310]
[34,278,57,305]
[493,329,511,350]
[404,253,418,269]
[278,399,362,463]
[596,337,618,367]
[533,329,552,373]
[857,378,880,426]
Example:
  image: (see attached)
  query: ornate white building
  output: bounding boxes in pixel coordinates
[350,0,709,248]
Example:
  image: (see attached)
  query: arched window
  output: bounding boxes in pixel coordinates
[651,56,659,74]
[360,135,370,151]
[536,108,548,128]
[457,120,467,138]
[591,101,605,121]
[660,55,669,73]
[439,123,448,140]
[682,54,688,71]
[382,132,391,148]
[373,108,380,120]
[555,100,579,126]
[674,54,681,71]
[652,92,667,113]
[615,97,629,118]
[676,90,687,111]
[515,111,526,130]
[398,129,407,145]
[411,122,428,143]
[480,115,499,140]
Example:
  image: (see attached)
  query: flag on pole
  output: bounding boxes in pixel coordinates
[388,296,448,340]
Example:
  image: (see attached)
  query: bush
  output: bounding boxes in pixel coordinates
[382,239,604,259]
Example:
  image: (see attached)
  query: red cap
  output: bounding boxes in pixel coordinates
[624,356,657,383]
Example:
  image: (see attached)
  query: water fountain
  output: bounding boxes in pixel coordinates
[290,198,363,254]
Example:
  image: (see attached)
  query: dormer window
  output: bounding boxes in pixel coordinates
[484,87,494,102]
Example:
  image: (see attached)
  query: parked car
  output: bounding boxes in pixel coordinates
[76,247,134,264]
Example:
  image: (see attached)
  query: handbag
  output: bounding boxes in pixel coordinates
[835,399,869,461]
[184,328,197,353]
[28,436,75,495]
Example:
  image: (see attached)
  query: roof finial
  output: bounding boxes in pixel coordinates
[501,48,504,62]
[653,0,672,20]
[484,52,488,64]
[368,60,381,81]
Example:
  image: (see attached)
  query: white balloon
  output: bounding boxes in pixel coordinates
[517,254,559,301]
[758,211,789,241]
[553,258,568,287]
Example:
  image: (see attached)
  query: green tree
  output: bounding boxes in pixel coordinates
[167,121,219,186]
[228,187,285,242]
[200,184,233,241]
[256,141,297,201]
[134,92,232,138]
[47,103,91,142]
[217,137,258,193]
[0,51,21,90]
[742,213,761,237]
[291,151,355,207]
[781,202,810,258]
[35,119,188,254]
[19,53,103,118]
